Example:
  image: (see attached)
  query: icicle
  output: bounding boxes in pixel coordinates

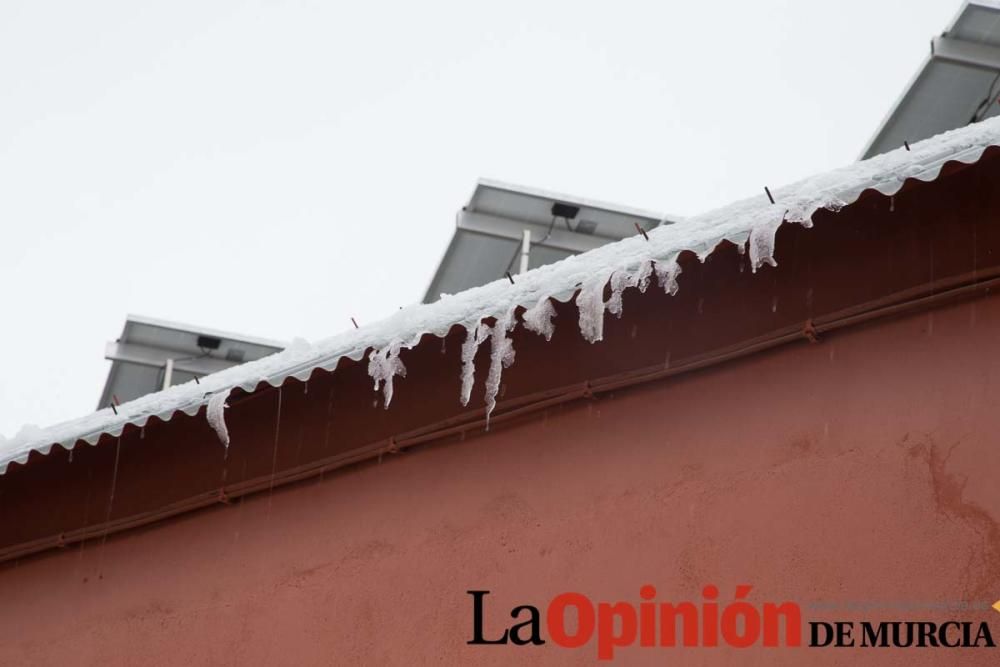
[654,260,682,296]
[207,388,232,449]
[607,265,633,316]
[607,261,653,317]
[577,275,609,343]
[459,323,486,406]
[635,259,654,291]
[367,343,406,408]
[522,298,557,341]
[483,312,516,426]
[748,215,783,271]
[577,261,657,342]
[608,272,627,316]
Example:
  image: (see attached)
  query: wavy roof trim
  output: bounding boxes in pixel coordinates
[4,116,1000,474]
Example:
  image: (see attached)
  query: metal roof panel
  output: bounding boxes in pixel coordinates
[862,1,1000,158]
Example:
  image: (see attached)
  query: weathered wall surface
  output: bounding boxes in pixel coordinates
[3,292,1000,665]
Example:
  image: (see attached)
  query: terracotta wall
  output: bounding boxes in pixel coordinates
[2,287,1000,665]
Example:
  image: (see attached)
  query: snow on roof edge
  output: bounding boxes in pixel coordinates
[4,116,1000,474]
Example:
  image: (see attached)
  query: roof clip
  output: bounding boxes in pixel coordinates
[110,394,121,415]
[904,140,911,151]
[803,319,819,344]
[634,222,649,241]
[505,271,515,285]
[216,489,231,505]
[764,186,775,204]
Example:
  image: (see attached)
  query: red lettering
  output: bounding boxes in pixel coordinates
[597,602,637,660]
[547,592,595,648]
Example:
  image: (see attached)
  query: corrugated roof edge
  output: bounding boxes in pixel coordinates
[4,115,1000,474]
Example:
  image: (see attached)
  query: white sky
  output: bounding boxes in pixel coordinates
[0,0,958,436]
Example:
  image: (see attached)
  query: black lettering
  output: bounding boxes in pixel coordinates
[938,621,960,648]
[974,622,996,648]
[861,622,889,647]
[467,590,509,645]
[809,622,835,647]
[917,622,938,647]
[836,622,854,647]
[509,605,545,645]
[891,622,913,648]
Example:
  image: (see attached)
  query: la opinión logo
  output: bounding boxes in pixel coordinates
[467,586,997,660]
[468,585,800,660]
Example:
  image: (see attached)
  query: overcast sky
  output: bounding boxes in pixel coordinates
[0,0,959,436]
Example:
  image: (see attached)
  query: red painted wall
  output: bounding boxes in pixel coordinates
[3,290,1000,665]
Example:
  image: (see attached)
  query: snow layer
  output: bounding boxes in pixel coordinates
[3,117,1000,474]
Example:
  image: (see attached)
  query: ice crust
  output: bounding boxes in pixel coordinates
[3,117,1000,473]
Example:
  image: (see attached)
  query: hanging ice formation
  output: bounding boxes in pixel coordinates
[361,255,692,425]
[578,258,679,343]
[205,203,802,439]
[200,118,937,439]
[457,311,516,426]
[368,343,407,408]
[206,388,232,449]
[482,311,516,426]
[748,218,783,270]
[225,217,790,438]
[521,298,557,341]
[654,260,682,296]
[459,322,486,407]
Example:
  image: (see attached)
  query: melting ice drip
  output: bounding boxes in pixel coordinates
[202,207,796,447]
[368,342,407,409]
[357,195,811,428]
[206,388,231,449]
[451,256,688,426]
[459,310,517,428]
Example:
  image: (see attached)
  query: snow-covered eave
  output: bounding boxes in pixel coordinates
[4,116,1000,474]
